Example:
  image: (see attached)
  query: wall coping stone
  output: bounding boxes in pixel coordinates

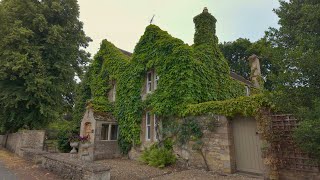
[43,153,111,172]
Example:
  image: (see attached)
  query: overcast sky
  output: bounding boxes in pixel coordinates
[78,0,281,56]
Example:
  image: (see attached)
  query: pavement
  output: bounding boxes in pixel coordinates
[0,161,17,180]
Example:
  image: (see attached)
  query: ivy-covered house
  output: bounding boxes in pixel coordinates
[79,7,263,174]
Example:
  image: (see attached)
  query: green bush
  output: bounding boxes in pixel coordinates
[140,144,176,168]
[47,120,78,153]
[293,100,320,160]
[293,119,320,160]
[57,129,72,153]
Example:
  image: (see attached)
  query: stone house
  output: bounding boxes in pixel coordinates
[79,7,270,176]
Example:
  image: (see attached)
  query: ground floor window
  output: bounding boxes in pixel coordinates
[101,124,118,141]
[154,114,158,141]
[145,112,159,142]
[146,112,151,141]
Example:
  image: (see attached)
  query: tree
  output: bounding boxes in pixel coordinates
[219,38,252,79]
[219,38,278,90]
[266,0,320,158]
[267,0,320,111]
[0,0,91,132]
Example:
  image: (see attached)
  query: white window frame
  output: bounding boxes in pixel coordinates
[245,86,250,96]
[154,114,158,141]
[146,112,151,141]
[146,72,152,93]
[154,73,159,90]
[112,83,116,102]
[101,123,118,141]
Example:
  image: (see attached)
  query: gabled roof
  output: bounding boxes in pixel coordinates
[230,72,253,87]
[118,48,132,57]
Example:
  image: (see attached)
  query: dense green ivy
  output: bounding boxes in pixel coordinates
[87,10,247,153]
[184,94,272,117]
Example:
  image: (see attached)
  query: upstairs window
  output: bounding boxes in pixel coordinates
[154,73,159,90]
[101,124,118,141]
[112,83,116,102]
[147,72,152,93]
[146,112,151,141]
[245,86,250,96]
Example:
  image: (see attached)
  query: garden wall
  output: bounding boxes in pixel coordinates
[5,130,45,155]
[42,153,111,180]
[174,115,235,174]
[0,135,5,146]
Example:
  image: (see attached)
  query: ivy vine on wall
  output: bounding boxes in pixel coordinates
[86,10,247,153]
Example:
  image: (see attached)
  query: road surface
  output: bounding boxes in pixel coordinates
[0,161,17,180]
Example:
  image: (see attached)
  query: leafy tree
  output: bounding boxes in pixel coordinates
[0,0,91,132]
[219,38,278,90]
[267,0,320,111]
[266,0,320,158]
[219,38,252,79]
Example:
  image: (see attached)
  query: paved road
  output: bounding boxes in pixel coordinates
[0,161,17,180]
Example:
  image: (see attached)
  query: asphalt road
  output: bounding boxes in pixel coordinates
[0,161,17,180]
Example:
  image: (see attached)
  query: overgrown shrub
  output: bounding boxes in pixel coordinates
[47,120,78,153]
[140,142,176,168]
[293,100,320,160]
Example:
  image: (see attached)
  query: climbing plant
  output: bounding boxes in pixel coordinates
[85,9,247,153]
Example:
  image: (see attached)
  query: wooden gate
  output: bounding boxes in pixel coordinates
[232,117,265,174]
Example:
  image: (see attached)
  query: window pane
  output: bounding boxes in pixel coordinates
[154,115,158,141]
[101,124,109,140]
[146,112,151,125]
[148,82,152,92]
[147,72,152,82]
[147,126,151,140]
[110,125,118,140]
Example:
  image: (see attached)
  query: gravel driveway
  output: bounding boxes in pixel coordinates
[97,158,263,180]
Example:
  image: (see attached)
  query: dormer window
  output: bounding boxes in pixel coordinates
[147,72,152,93]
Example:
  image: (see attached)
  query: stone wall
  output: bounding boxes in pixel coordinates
[278,169,320,180]
[42,153,111,180]
[5,130,45,155]
[93,120,120,160]
[174,115,235,174]
[0,135,5,146]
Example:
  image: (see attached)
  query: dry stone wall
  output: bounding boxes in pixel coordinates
[174,115,235,174]
[42,153,111,180]
[0,135,5,146]
[5,130,45,155]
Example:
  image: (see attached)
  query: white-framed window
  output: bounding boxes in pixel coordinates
[154,73,159,90]
[154,114,158,141]
[101,124,118,141]
[146,112,151,141]
[112,83,116,102]
[147,72,152,93]
[245,86,250,96]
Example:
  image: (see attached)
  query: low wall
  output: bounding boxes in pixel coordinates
[5,130,45,155]
[279,169,320,180]
[42,153,111,180]
[93,141,120,160]
[0,135,4,146]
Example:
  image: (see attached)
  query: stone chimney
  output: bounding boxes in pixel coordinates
[248,54,262,88]
[193,7,218,46]
[203,7,208,13]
